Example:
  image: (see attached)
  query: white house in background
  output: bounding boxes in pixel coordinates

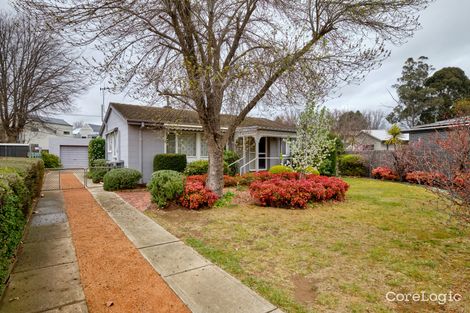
[352,129,409,151]
[73,123,102,138]
[19,117,73,151]
[100,102,296,183]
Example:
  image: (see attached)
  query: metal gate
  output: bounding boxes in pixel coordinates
[42,168,88,191]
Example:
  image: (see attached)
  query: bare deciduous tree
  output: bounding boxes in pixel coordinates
[0,13,85,143]
[18,0,430,195]
[363,110,386,129]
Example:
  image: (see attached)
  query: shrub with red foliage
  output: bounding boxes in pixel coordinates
[223,175,238,187]
[372,167,399,181]
[179,180,218,210]
[404,171,446,186]
[249,176,349,209]
[186,174,207,185]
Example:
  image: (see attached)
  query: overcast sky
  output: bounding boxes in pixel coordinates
[1,0,470,126]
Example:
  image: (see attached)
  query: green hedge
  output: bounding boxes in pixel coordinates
[153,154,187,173]
[41,151,61,168]
[103,168,142,191]
[90,159,109,183]
[338,154,367,177]
[88,137,106,167]
[0,158,44,294]
[184,160,229,176]
[224,150,240,176]
[147,170,184,208]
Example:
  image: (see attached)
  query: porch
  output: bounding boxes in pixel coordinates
[233,128,295,174]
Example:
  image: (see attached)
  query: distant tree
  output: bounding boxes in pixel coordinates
[332,110,369,147]
[421,67,470,123]
[385,124,403,146]
[0,13,84,142]
[363,110,386,129]
[387,56,433,128]
[274,109,300,127]
[19,0,430,195]
[73,121,85,129]
[453,99,470,117]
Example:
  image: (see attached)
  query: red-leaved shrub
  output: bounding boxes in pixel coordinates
[179,180,218,210]
[405,171,446,186]
[372,167,399,181]
[186,174,207,185]
[223,175,238,187]
[249,176,349,209]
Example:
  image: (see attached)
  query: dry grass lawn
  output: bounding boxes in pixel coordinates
[146,178,469,313]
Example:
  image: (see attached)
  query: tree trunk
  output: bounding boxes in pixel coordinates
[206,139,225,197]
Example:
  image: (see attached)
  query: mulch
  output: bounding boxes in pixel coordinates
[61,173,190,313]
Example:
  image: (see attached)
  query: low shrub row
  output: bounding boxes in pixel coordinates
[372,167,399,181]
[147,170,219,210]
[103,168,142,191]
[40,151,61,168]
[338,154,367,177]
[0,158,44,293]
[249,175,349,209]
[90,159,109,183]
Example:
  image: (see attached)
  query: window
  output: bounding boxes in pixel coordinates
[63,131,70,135]
[280,140,290,156]
[178,132,196,157]
[107,132,119,159]
[200,136,208,157]
[166,132,176,153]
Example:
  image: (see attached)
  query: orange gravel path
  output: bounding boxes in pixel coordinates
[61,173,190,313]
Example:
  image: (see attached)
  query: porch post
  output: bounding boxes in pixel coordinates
[255,136,259,172]
[242,136,246,174]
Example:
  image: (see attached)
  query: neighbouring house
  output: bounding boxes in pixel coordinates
[100,102,296,183]
[19,117,73,151]
[402,117,470,144]
[351,129,409,151]
[73,123,102,138]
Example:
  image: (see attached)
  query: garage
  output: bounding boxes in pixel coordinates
[60,145,88,168]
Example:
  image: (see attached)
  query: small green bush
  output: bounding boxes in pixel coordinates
[88,137,106,167]
[305,166,320,175]
[184,160,229,176]
[338,154,367,177]
[41,151,60,168]
[90,159,109,183]
[103,168,142,191]
[269,165,293,174]
[224,150,240,176]
[153,154,187,172]
[147,170,184,208]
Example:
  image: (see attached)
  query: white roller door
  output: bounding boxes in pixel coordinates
[60,146,88,168]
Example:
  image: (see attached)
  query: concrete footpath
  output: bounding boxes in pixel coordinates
[0,191,88,313]
[88,186,283,313]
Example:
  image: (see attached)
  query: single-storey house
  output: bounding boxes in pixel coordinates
[352,129,409,151]
[100,102,296,182]
[402,117,469,143]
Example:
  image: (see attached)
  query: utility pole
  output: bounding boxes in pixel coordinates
[100,86,111,122]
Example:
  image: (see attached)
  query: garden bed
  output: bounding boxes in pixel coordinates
[138,178,469,313]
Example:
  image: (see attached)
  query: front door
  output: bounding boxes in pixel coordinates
[258,137,267,170]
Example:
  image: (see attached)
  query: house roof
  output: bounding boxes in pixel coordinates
[361,129,409,142]
[88,124,102,132]
[107,102,296,132]
[32,116,71,127]
[402,117,470,132]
